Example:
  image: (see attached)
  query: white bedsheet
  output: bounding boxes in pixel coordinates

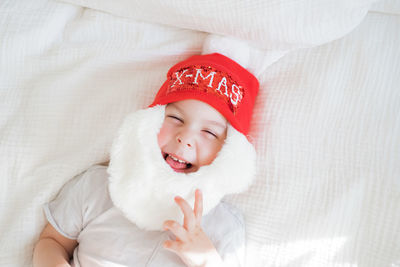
[0,0,399,266]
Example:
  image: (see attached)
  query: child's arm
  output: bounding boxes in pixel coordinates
[163,189,223,267]
[33,223,78,267]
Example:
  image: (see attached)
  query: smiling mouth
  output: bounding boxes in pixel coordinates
[162,152,193,172]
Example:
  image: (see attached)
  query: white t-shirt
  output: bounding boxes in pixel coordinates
[44,165,245,267]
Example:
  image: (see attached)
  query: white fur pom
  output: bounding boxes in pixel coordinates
[202,34,251,69]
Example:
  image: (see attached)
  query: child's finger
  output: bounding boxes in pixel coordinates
[163,240,180,253]
[194,189,203,223]
[163,220,189,243]
[175,196,196,231]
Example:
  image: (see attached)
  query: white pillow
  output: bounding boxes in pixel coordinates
[60,0,374,51]
[370,0,400,14]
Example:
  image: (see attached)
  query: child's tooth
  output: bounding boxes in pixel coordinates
[170,155,186,164]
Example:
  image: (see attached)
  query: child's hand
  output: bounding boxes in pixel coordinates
[163,189,223,267]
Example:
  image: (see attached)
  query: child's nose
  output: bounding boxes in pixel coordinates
[176,132,193,148]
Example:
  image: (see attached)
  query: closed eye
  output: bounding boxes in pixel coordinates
[203,130,217,138]
[167,115,183,123]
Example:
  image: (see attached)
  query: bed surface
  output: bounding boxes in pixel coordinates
[0,0,399,266]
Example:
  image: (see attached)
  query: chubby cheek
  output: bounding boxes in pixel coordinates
[198,141,224,166]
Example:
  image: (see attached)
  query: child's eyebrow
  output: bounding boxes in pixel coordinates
[168,103,226,130]
[167,103,181,112]
[203,120,227,130]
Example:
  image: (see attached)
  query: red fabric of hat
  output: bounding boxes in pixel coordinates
[150,53,259,136]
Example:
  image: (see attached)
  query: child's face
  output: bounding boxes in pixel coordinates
[158,99,227,173]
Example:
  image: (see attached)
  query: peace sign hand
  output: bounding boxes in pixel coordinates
[163,189,223,267]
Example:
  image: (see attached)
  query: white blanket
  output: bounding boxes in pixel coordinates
[0,0,399,266]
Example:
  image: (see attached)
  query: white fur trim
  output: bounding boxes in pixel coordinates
[107,105,256,231]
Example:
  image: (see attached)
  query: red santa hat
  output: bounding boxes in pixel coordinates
[108,53,259,231]
[150,53,259,136]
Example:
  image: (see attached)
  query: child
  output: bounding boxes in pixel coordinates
[33,53,259,267]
